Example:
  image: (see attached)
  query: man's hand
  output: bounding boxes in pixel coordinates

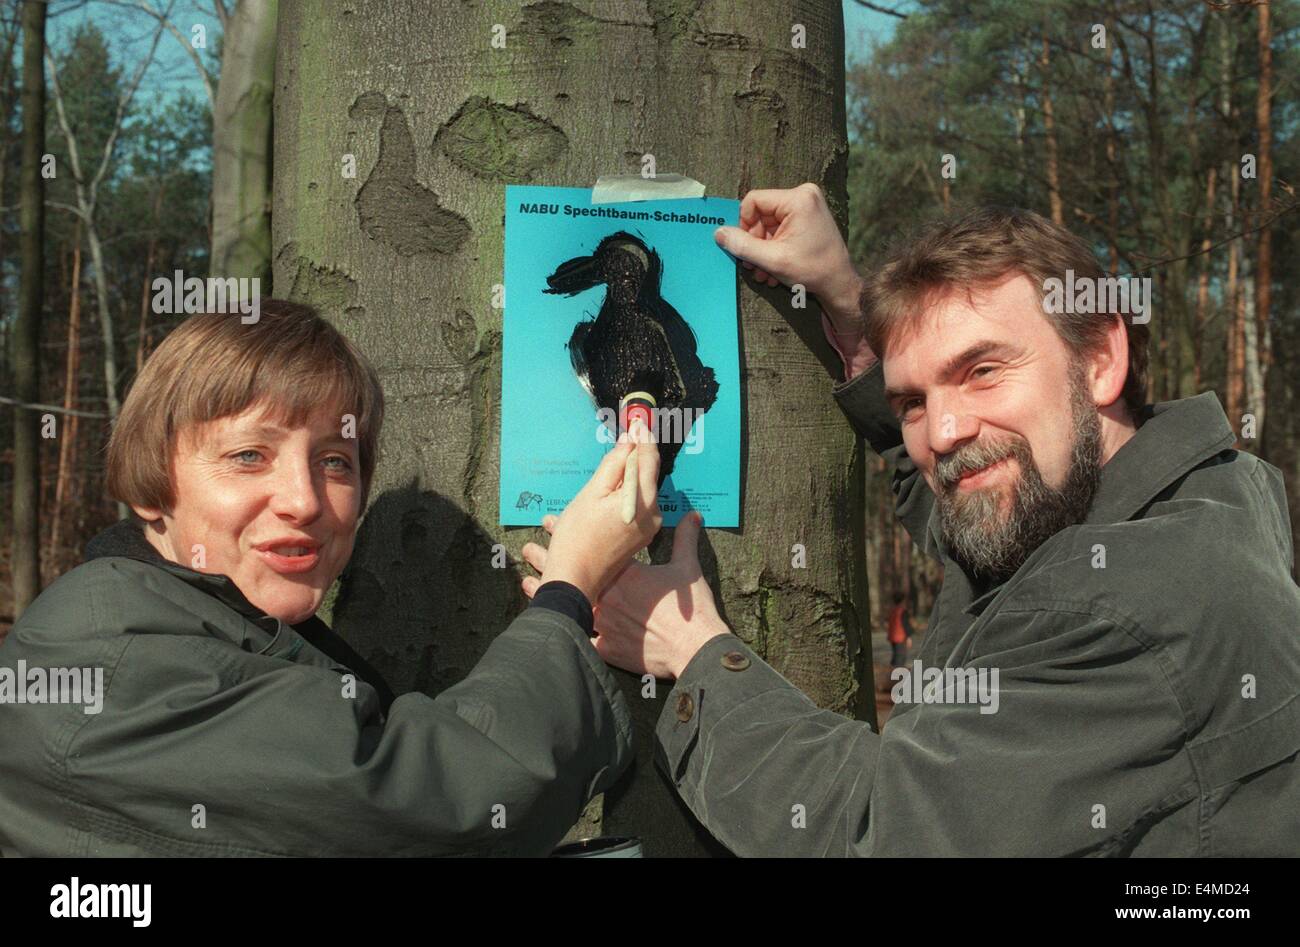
[522,510,731,679]
[713,183,875,378]
[525,424,663,605]
[714,183,862,329]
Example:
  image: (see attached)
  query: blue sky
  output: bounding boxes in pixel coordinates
[46,0,221,108]
[843,0,906,59]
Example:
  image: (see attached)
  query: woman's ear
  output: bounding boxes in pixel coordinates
[131,505,164,525]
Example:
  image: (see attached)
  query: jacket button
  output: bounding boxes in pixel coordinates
[675,692,695,722]
[721,650,751,672]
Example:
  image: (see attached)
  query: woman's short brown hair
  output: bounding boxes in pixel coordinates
[108,299,385,512]
[860,206,1151,417]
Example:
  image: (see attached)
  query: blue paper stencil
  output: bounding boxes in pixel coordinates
[500,185,741,527]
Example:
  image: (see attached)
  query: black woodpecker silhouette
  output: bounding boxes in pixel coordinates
[545,231,719,483]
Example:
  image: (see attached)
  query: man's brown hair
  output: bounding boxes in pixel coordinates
[860,206,1151,417]
[108,299,385,512]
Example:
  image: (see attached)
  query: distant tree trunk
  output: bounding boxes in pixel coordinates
[274,0,869,856]
[899,530,912,604]
[137,188,164,374]
[50,225,83,573]
[1039,32,1063,226]
[0,20,18,345]
[1170,12,1209,402]
[1241,264,1263,437]
[1193,166,1214,392]
[1012,58,1027,202]
[1103,16,1118,273]
[1252,0,1271,432]
[1228,203,1246,439]
[80,225,121,422]
[12,0,46,617]
[1220,11,1243,440]
[211,0,277,283]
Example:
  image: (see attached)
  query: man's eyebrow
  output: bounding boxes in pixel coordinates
[883,341,1021,403]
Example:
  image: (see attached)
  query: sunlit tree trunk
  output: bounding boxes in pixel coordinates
[211,0,277,282]
[274,0,870,855]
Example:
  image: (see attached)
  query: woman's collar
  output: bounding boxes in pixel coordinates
[84,518,269,624]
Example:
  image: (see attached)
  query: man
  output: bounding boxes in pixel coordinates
[523,184,1300,856]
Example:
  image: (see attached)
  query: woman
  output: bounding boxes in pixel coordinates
[0,299,661,856]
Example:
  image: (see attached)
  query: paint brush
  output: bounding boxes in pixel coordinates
[620,392,656,524]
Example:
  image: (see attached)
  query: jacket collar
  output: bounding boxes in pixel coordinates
[1083,390,1235,526]
[83,518,398,715]
[85,519,271,625]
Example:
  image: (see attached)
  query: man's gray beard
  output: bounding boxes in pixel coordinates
[935,371,1103,587]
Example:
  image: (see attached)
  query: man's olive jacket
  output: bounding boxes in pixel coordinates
[0,522,632,856]
[655,363,1300,856]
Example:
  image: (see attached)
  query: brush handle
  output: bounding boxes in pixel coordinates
[619,395,655,525]
[621,445,638,524]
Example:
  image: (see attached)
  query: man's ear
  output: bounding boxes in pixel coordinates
[1088,314,1130,409]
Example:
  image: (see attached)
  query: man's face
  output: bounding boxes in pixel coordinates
[136,404,362,624]
[883,274,1103,584]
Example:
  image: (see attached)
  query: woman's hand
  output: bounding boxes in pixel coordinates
[522,424,662,606]
[713,182,866,334]
[523,510,731,680]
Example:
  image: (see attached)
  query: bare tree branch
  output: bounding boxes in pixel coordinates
[44,46,87,195]
[1129,200,1300,273]
[44,199,87,219]
[85,8,170,205]
[850,0,909,19]
[0,395,110,419]
[117,0,216,109]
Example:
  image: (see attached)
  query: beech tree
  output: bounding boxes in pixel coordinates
[274,0,871,854]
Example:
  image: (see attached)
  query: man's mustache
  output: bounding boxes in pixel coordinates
[935,437,1028,492]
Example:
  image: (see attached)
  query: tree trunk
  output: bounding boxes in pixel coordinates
[1224,170,1243,433]
[1252,0,1271,435]
[211,0,278,282]
[83,222,121,422]
[1012,57,1027,202]
[274,0,868,856]
[12,0,46,617]
[1192,165,1214,393]
[137,188,164,375]
[1103,15,1118,273]
[1219,10,1243,440]
[50,225,83,573]
[1038,32,1063,226]
[1241,266,1263,437]
[0,21,17,367]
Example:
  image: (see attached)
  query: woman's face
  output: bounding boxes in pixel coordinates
[133,402,362,625]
